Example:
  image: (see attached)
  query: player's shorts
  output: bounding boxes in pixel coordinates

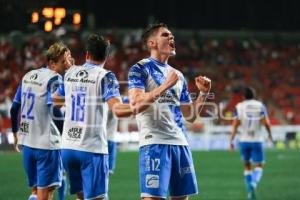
[108,140,118,173]
[61,149,109,199]
[239,142,264,163]
[140,144,198,199]
[22,145,62,189]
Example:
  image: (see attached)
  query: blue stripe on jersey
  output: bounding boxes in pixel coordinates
[128,64,148,90]
[180,80,191,103]
[168,104,188,138]
[13,84,22,104]
[47,75,60,105]
[101,72,120,101]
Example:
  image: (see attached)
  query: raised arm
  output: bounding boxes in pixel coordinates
[128,70,179,114]
[180,76,211,123]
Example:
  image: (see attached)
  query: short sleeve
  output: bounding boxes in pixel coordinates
[47,75,61,105]
[261,104,268,117]
[101,72,121,102]
[128,64,148,90]
[233,108,238,119]
[56,76,65,97]
[13,84,22,104]
[180,79,192,103]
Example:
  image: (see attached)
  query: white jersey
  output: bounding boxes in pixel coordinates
[15,67,61,150]
[106,109,118,141]
[235,99,268,142]
[128,58,192,147]
[59,63,120,154]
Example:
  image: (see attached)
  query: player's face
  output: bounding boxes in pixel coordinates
[153,27,176,56]
[52,55,67,75]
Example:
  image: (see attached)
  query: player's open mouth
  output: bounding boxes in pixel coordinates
[169,42,175,49]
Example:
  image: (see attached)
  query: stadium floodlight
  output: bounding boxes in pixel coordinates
[31,12,39,23]
[44,20,53,32]
[55,8,66,19]
[42,7,54,18]
[73,13,81,25]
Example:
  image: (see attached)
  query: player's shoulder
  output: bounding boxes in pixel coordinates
[23,67,57,80]
[129,58,150,77]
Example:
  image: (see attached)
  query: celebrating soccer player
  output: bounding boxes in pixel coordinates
[128,23,211,200]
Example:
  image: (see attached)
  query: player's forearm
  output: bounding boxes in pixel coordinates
[265,124,273,141]
[10,102,20,133]
[112,103,132,117]
[52,94,65,107]
[130,84,169,114]
[230,126,238,143]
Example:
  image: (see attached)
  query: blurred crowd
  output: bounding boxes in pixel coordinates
[0,29,300,134]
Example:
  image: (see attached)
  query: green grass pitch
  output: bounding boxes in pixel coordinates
[0,150,299,200]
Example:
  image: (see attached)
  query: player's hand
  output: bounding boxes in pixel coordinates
[195,76,211,94]
[164,70,179,88]
[229,143,234,151]
[13,133,20,153]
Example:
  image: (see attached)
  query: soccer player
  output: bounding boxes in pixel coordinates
[10,42,69,200]
[128,23,211,200]
[53,33,132,200]
[229,87,273,200]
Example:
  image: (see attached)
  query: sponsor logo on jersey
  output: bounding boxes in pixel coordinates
[67,127,83,139]
[145,134,153,139]
[145,174,159,188]
[30,73,38,80]
[158,91,177,104]
[20,122,29,134]
[76,70,88,79]
[67,70,96,84]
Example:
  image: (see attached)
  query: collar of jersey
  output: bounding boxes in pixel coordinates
[149,57,167,67]
[83,62,104,68]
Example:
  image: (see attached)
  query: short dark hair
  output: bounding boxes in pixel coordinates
[141,23,168,46]
[244,87,256,99]
[86,33,110,61]
[46,42,68,62]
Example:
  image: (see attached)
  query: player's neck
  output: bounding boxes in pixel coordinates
[86,59,103,66]
[150,52,169,64]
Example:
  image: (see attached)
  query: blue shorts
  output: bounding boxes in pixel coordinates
[140,144,198,199]
[108,140,118,173]
[61,149,109,199]
[22,145,62,189]
[239,142,264,163]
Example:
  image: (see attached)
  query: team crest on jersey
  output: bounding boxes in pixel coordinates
[145,174,159,188]
[30,73,38,80]
[76,70,88,79]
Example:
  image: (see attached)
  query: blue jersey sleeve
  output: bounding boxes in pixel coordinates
[101,72,121,102]
[47,75,61,105]
[128,64,148,90]
[56,76,65,97]
[180,79,192,103]
[13,84,22,104]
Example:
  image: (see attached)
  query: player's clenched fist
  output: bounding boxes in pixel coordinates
[164,70,179,88]
[195,76,211,93]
